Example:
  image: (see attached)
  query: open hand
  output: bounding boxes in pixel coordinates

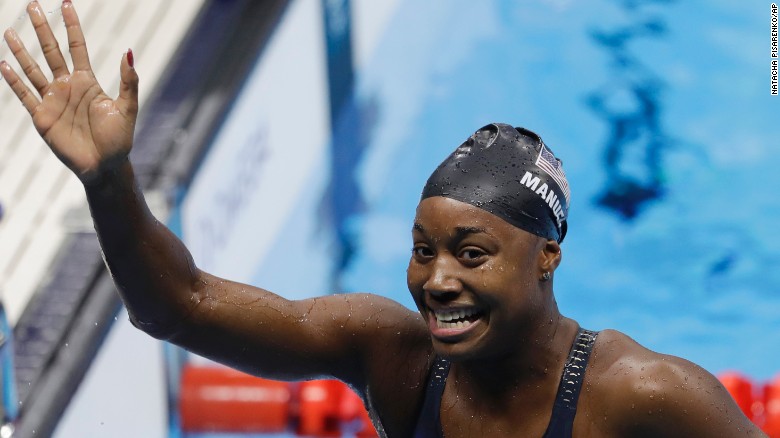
[1,0,138,184]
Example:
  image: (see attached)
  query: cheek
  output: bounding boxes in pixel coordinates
[406,263,429,313]
[472,261,534,306]
[406,261,424,293]
[496,255,535,285]
[476,261,521,285]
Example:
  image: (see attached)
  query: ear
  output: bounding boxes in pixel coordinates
[538,239,562,274]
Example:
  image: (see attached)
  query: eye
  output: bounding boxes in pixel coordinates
[412,246,434,259]
[459,248,486,261]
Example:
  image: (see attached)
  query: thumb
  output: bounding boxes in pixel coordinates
[117,49,139,117]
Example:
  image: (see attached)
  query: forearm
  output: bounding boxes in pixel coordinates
[85,158,200,338]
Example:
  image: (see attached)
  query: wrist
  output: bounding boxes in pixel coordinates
[82,158,138,206]
[82,157,133,189]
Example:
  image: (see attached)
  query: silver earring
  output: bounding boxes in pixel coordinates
[541,272,551,281]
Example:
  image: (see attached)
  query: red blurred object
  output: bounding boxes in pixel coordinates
[764,375,780,438]
[179,365,378,436]
[296,379,344,436]
[295,379,379,437]
[718,371,755,420]
[179,365,291,433]
[338,385,378,437]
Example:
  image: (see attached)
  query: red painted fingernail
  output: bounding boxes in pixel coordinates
[127,49,134,68]
[63,0,72,4]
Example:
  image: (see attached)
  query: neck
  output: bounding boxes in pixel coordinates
[451,301,578,397]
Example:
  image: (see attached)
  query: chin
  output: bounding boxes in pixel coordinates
[430,334,489,362]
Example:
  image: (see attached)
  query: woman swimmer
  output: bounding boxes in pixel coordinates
[1,2,766,437]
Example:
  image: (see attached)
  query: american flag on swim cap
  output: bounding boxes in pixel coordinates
[536,143,571,205]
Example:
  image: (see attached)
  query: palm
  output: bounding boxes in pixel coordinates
[1,1,138,183]
[34,71,133,181]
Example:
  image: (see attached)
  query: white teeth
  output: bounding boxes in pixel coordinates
[436,319,474,329]
[433,308,479,326]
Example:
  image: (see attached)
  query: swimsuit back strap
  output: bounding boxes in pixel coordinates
[413,356,451,438]
[542,328,599,438]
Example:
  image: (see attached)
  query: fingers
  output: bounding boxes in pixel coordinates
[0,61,41,115]
[4,28,49,96]
[117,50,139,117]
[27,0,69,79]
[61,0,92,72]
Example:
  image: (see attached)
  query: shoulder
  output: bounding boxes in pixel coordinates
[312,292,431,373]
[586,329,708,404]
[288,292,434,435]
[342,293,434,436]
[581,329,763,437]
[338,292,430,354]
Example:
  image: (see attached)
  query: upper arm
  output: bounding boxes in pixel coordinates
[165,271,430,390]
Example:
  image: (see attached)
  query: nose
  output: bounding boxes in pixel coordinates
[423,256,462,298]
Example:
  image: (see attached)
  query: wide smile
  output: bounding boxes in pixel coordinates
[427,306,485,342]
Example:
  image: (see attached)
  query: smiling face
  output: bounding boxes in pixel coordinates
[407,196,561,362]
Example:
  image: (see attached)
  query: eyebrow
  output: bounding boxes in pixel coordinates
[454,226,489,238]
[412,223,490,238]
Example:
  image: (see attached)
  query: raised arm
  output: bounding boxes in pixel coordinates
[1,1,430,389]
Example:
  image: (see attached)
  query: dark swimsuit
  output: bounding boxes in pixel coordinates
[412,328,599,438]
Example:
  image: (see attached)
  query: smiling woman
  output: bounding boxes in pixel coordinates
[0,1,767,437]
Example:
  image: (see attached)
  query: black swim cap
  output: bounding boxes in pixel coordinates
[421,123,570,242]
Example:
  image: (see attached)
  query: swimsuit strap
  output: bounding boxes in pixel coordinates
[413,356,450,438]
[413,328,598,438]
[542,328,599,438]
